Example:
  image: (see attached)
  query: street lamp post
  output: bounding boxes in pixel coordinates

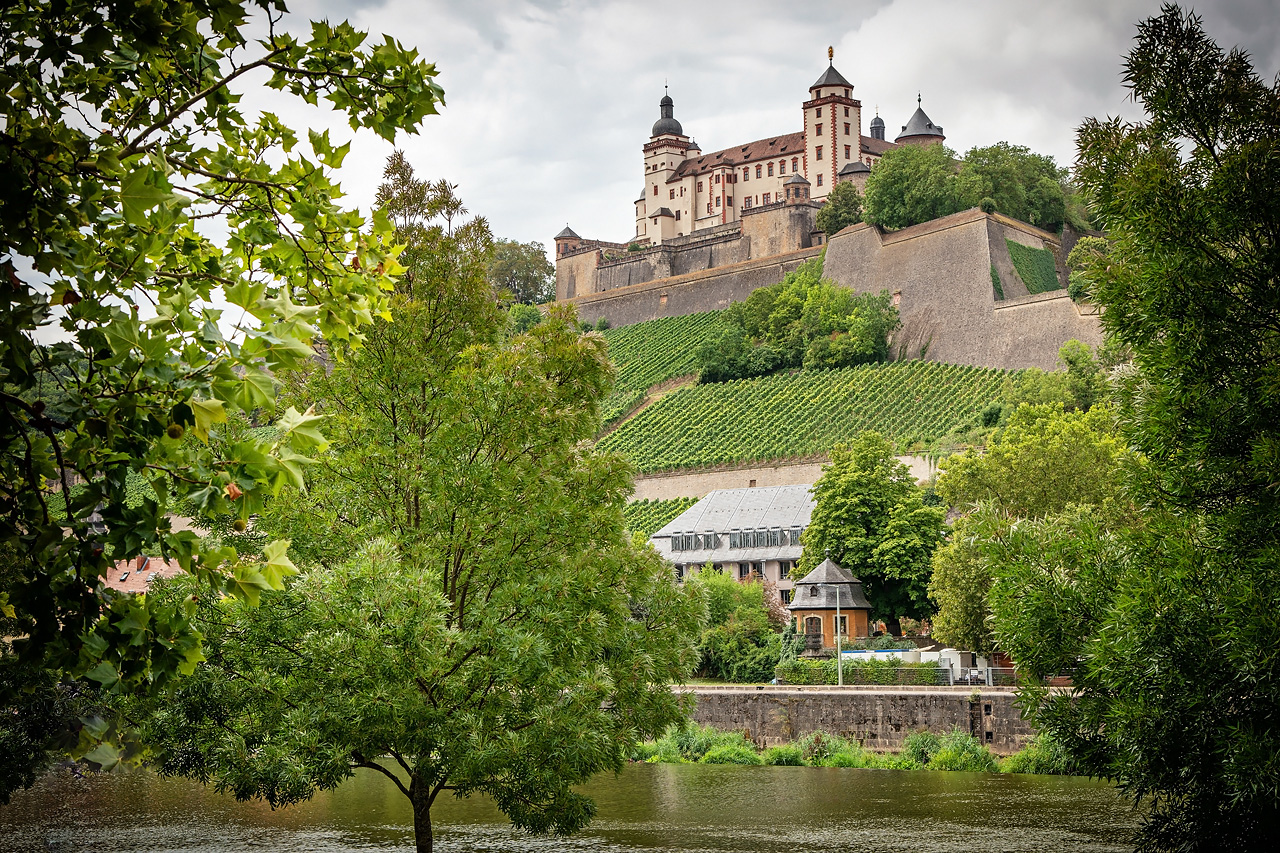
[836,586,843,687]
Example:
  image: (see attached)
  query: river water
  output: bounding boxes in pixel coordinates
[3,762,1139,853]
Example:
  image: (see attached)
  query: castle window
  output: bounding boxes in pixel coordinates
[816,107,822,117]
[844,89,850,98]
[845,145,851,159]
[707,203,713,214]
[669,189,675,199]
[792,157,799,171]
[763,192,770,204]
[844,107,849,117]
[697,181,702,192]
[743,196,752,210]
[817,174,823,186]
[844,123,850,135]
[816,123,822,135]
[675,210,681,221]
[779,160,785,174]
[743,168,750,181]
[726,196,732,205]
[755,165,762,179]
[816,146,823,160]
[767,163,773,177]
[715,174,721,184]
[716,197,721,207]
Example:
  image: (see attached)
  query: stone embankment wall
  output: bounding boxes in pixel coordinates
[631,455,936,501]
[683,685,1036,756]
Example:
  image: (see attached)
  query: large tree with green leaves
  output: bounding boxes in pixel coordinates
[799,432,945,636]
[928,403,1126,655]
[862,143,965,230]
[128,161,702,853]
[0,0,440,799]
[489,238,556,304]
[992,7,1280,849]
[815,180,863,236]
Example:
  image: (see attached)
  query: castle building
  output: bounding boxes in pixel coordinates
[624,50,944,247]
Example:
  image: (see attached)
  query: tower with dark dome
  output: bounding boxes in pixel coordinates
[870,111,886,141]
[895,94,945,146]
[637,87,695,243]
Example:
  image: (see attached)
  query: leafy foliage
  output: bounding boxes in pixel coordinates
[1005,240,1061,294]
[990,264,1004,301]
[815,180,864,235]
[1,0,441,794]
[863,143,967,230]
[685,570,784,683]
[623,497,699,538]
[800,433,946,633]
[992,7,1280,849]
[598,361,1009,473]
[489,239,555,305]
[694,258,899,382]
[929,403,1126,656]
[956,142,1079,232]
[775,657,943,686]
[1001,733,1079,775]
[130,163,702,853]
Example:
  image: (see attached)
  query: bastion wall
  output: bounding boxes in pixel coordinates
[560,208,1102,371]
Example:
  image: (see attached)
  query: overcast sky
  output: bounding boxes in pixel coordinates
[272,0,1279,252]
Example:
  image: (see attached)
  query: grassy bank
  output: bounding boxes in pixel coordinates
[630,724,1077,775]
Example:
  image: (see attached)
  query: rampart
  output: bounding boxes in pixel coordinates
[562,208,1102,371]
[683,685,1036,755]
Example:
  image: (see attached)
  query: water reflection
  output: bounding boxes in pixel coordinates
[2,762,1138,852]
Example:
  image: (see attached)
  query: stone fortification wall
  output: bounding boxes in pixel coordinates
[685,685,1035,755]
[815,209,1101,370]
[562,208,1101,370]
[557,203,818,305]
[631,455,936,501]
[569,248,822,328]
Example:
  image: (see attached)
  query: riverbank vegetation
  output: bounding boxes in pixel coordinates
[631,724,1075,776]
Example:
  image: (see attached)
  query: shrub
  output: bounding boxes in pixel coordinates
[990,263,1004,301]
[901,731,942,768]
[761,744,805,766]
[1001,733,1078,775]
[821,749,872,768]
[701,743,762,765]
[979,196,998,214]
[926,728,998,772]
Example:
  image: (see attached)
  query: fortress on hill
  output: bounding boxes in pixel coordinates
[554,52,1102,372]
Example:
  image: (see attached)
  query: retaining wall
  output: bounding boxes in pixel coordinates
[631,455,936,501]
[683,685,1036,756]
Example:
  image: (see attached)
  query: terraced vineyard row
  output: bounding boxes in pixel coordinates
[600,311,728,394]
[598,361,1008,473]
[623,497,699,538]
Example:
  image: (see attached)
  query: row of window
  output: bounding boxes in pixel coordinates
[812,104,852,118]
[812,122,854,137]
[669,527,804,551]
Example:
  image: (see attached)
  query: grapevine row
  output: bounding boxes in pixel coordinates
[600,311,728,394]
[597,361,1008,473]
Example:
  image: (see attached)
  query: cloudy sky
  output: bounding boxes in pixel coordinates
[271,0,1280,252]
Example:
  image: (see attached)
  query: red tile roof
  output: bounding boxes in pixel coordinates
[671,132,807,179]
[104,555,185,594]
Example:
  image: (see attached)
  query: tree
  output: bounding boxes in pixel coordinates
[954,142,1074,232]
[862,143,965,230]
[686,568,786,683]
[125,161,703,853]
[815,180,863,236]
[1000,340,1107,413]
[489,239,556,304]
[0,0,440,798]
[799,433,945,635]
[993,7,1280,849]
[928,403,1126,655]
[695,257,899,382]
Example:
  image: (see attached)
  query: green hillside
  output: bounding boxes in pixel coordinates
[597,361,1007,473]
[623,497,699,537]
[600,311,728,394]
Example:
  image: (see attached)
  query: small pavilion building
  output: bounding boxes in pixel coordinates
[787,556,873,649]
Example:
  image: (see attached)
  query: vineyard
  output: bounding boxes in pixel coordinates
[597,361,1009,473]
[622,497,700,538]
[600,310,728,394]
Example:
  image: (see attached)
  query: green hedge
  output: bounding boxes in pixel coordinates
[775,657,945,686]
[1005,240,1061,294]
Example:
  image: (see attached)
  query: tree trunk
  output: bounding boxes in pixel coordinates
[409,777,433,853]
[884,615,902,637]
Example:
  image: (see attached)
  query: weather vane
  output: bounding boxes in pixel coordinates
[828,45,834,63]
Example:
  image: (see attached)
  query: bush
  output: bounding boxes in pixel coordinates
[761,744,805,766]
[901,731,942,768]
[925,729,998,772]
[701,743,762,765]
[979,196,998,214]
[1001,733,1077,775]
